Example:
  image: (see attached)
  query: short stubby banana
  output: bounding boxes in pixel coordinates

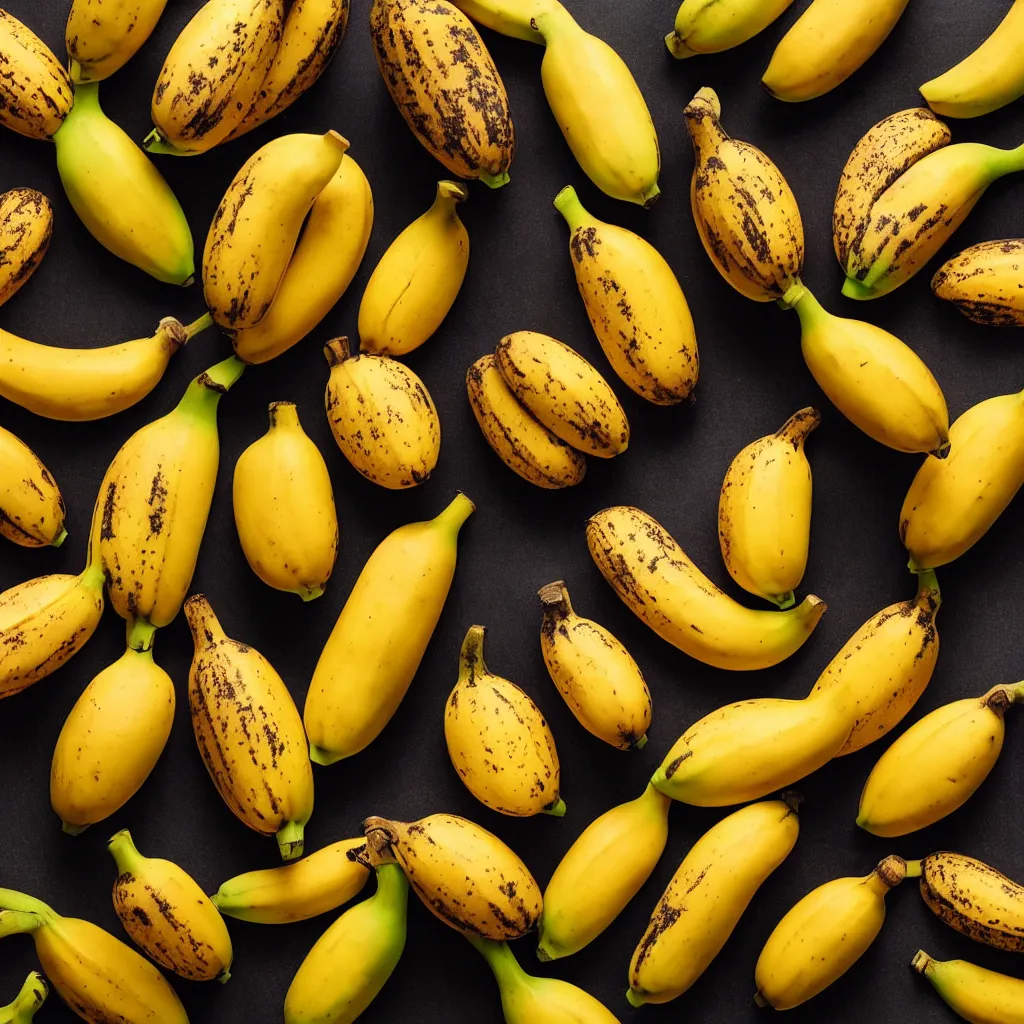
[537,784,671,961]
[0,188,52,307]
[186,594,314,861]
[109,829,232,981]
[586,505,825,671]
[445,625,563,817]
[913,949,1024,1024]
[370,0,514,187]
[323,338,441,489]
[230,154,373,364]
[628,797,800,1006]
[359,180,468,356]
[666,0,794,58]
[539,580,650,750]
[305,494,474,764]
[0,972,46,1023]
[204,131,347,329]
[933,239,1024,326]
[66,0,169,83]
[449,0,550,42]
[719,407,819,608]
[0,11,72,140]
[754,856,907,1009]
[0,425,66,548]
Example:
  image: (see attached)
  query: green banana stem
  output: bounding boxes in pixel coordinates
[915,568,940,601]
[778,279,814,314]
[127,617,157,653]
[904,859,923,879]
[467,935,530,989]
[51,528,68,548]
[991,142,1024,177]
[1008,681,1024,703]
[553,185,589,230]
[0,890,55,937]
[107,829,144,875]
[459,625,488,685]
[184,312,215,340]
[176,355,246,421]
[62,81,102,126]
[141,128,194,157]
[477,170,510,190]
[276,820,305,862]
[433,492,476,535]
[542,797,567,818]
[81,539,107,591]
[5,972,47,1020]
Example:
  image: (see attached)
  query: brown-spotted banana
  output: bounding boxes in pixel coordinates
[913,949,1024,1023]
[0,189,51,307]
[666,0,794,58]
[0,424,66,548]
[0,972,46,1023]
[933,239,1024,326]
[66,0,169,83]
[0,11,72,140]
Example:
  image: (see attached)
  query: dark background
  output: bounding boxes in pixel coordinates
[1,0,1022,1021]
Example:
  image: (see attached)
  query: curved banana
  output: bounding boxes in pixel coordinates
[203,131,347,330]
[359,181,468,356]
[628,797,801,1006]
[0,973,46,1024]
[0,189,51,307]
[233,402,338,601]
[448,0,550,42]
[586,505,826,671]
[305,493,474,764]
[666,0,795,58]
[0,11,72,140]
[0,425,65,548]
[109,829,232,981]
[537,784,671,961]
[933,239,1024,326]
[370,0,514,187]
[66,0,169,83]
[445,625,563,817]
[913,949,1024,1023]
[719,407,819,608]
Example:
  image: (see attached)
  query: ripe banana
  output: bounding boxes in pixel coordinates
[186,594,314,861]
[233,402,337,601]
[933,239,1024,326]
[0,11,72,140]
[666,0,794,58]
[359,181,468,356]
[0,189,51,307]
[913,949,1024,1024]
[586,505,825,671]
[364,813,542,939]
[0,425,65,548]
[754,856,907,1009]
[370,0,514,187]
[0,973,46,1024]
[537,784,671,961]
[448,0,550,42]
[628,796,801,1006]
[686,87,804,301]
[213,838,370,923]
[0,888,187,1024]
[230,154,373,364]
[305,493,474,764]
[445,625,564,818]
[495,331,629,457]
[66,0,169,83]
[718,407,819,608]
[203,131,347,330]
[109,829,232,981]
[323,337,441,489]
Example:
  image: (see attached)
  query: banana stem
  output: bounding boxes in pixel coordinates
[0,889,54,926]
[197,354,246,393]
[371,862,409,907]
[553,185,588,231]
[435,181,468,208]
[80,544,107,591]
[433,492,476,535]
[904,859,923,879]
[127,617,157,652]
[175,356,245,422]
[107,829,144,875]
[911,949,934,975]
[276,820,305,862]
[51,527,68,548]
[0,911,44,940]
[542,797,567,817]
[141,128,193,157]
[459,625,488,685]
[184,594,225,648]
[779,279,814,314]
[184,312,214,340]
[915,568,940,601]
[1009,681,1024,703]
[478,170,510,189]
[467,935,529,987]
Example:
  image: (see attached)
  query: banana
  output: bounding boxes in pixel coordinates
[0,888,187,1024]
[364,813,542,939]
[537,784,671,961]
[586,505,826,671]
[933,239,1024,326]
[109,829,232,981]
[0,424,66,548]
[628,796,801,1007]
[96,355,245,628]
[323,337,441,489]
[53,82,194,286]
[230,154,373,364]
[186,594,314,861]
[718,407,819,609]
[0,973,46,1024]
[370,0,514,187]
[495,331,629,456]
[359,181,468,356]
[212,838,370,923]
[305,493,474,764]
[445,625,564,818]
[0,188,51,307]
[921,0,1024,119]
[913,949,1024,1024]
[0,11,72,140]
[66,0,169,83]
[233,402,338,601]
[763,0,911,102]
[666,0,794,58]
[449,0,550,42]
[754,856,907,1009]
[203,131,347,330]
[901,389,1024,570]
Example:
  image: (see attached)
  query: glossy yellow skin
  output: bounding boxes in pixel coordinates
[0,11,72,139]
[0,972,47,1024]
[667,0,794,57]
[933,239,1024,326]
[914,950,1024,1023]
[0,188,51,307]
[0,424,65,548]
[66,0,169,82]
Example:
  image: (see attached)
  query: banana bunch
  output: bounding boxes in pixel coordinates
[109,829,232,981]
[66,0,169,83]
[359,181,469,356]
[665,0,794,58]
[0,425,66,548]
[0,887,187,1024]
[234,402,338,601]
[0,11,72,140]
[718,408,819,608]
[587,506,826,671]
[554,187,698,404]
[0,973,46,1024]
[305,494,474,764]
[537,784,671,961]
[0,189,51,306]
[628,797,801,1007]
[445,625,564,817]
[913,950,1024,1023]
[539,580,651,750]
[933,239,1024,325]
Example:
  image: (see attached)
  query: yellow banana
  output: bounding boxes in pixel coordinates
[0,189,51,307]
[0,424,66,548]
[445,625,564,817]
[186,594,314,861]
[233,402,338,601]
[203,130,347,330]
[913,949,1024,1024]
[109,829,232,981]
[586,505,825,671]
[718,407,819,608]
[448,0,550,42]
[370,0,514,187]
[754,856,907,1009]
[323,337,441,489]
[0,973,46,1024]
[230,154,373,364]
[628,797,801,1006]
[933,239,1024,326]
[666,0,795,58]
[305,493,474,764]
[359,180,468,356]
[66,0,169,83]
[0,11,72,140]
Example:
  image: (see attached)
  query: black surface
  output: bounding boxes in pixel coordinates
[1,1,1023,1021]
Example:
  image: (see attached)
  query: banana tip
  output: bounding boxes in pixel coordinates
[543,798,566,818]
[910,950,931,974]
[664,31,694,59]
[634,734,648,750]
[51,527,68,548]
[754,991,770,1008]
[841,276,873,301]
[626,988,646,1007]
[61,820,89,836]
[774,591,796,610]
[217,967,232,985]
[297,585,325,602]
[309,743,343,766]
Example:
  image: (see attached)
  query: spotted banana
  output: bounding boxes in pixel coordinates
[913,950,1024,1023]
[0,189,51,307]
[932,239,1024,326]
[0,973,46,1023]
[66,0,169,83]
[0,11,72,140]
[0,424,66,548]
